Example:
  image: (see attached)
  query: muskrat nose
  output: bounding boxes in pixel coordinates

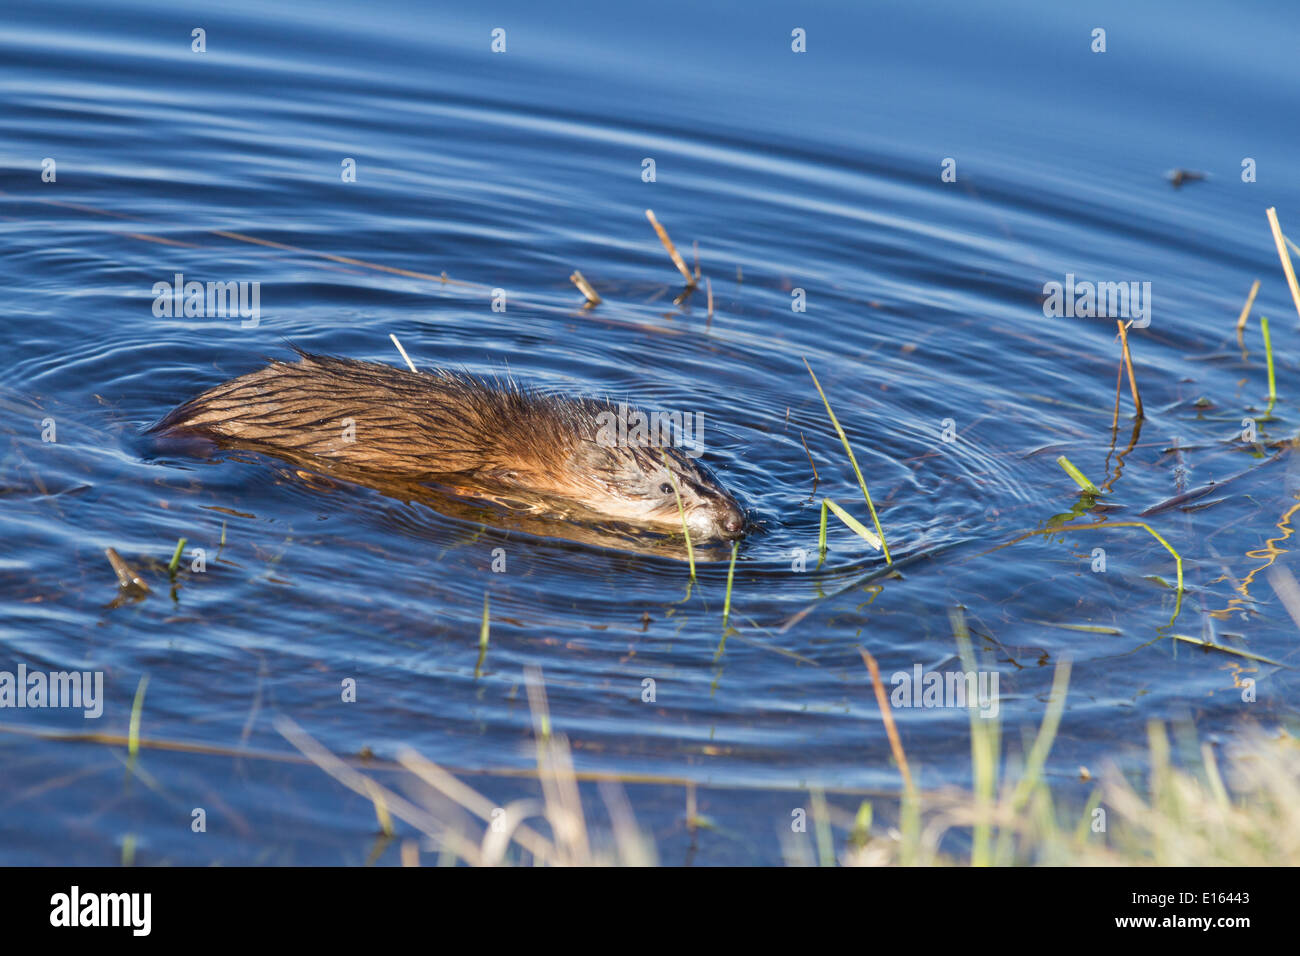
[722,510,745,536]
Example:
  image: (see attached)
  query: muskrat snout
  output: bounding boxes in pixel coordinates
[719,505,746,538]
[574,444,746,543]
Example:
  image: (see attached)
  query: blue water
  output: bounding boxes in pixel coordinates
[2,0,1298,864]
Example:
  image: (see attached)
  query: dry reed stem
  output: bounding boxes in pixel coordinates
[1266,207,1300,322]
[569,270,602,305]
[105,548,150,593]
[645,209,696,287]
[1235,279,1261,348]
[389,333,417,372]
[1116,320,1144,419]
[1110,357,1123,432]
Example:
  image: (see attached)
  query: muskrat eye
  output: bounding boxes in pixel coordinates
[659,482,673,496]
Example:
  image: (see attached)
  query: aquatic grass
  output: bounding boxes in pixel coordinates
[705,277,713,321]
[995,520,1185,625]
[1169,633,1285,667]
[817,498,883,566]
[1055,455,1099,494]
[661,453,696,580]
[1261,315,1277,412]
[803,358,891,563]
[166,537,187,575]
[127,674,149,761]
[721,540,738,628]
[1265,207,1300,322]
[644,209,696,288]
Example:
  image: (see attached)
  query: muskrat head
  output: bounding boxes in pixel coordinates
[566,441,747,541]
[455,390,745,542]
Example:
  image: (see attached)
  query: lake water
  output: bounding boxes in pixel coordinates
[2,0,1298,864]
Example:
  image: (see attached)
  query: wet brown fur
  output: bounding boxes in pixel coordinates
[152,351,745,539]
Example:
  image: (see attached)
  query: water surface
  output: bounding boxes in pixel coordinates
[2,0,1298,864]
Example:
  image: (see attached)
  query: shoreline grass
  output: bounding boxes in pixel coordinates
[265,655,1300,866]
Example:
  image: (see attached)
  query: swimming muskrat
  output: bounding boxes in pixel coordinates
[151,351,746,542]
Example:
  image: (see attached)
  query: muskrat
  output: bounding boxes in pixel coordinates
[151,351,746,542]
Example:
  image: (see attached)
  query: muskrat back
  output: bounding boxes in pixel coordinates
[152,351,746,541]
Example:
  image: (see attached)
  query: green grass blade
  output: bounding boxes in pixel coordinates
[803,358,891,563]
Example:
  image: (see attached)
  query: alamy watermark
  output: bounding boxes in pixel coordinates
[0,664,103,718]
[152,272,260,328]
[50,886,150,936]
[1043,273,1151,328]
[594,402,705,457]
[891,664,999,719]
